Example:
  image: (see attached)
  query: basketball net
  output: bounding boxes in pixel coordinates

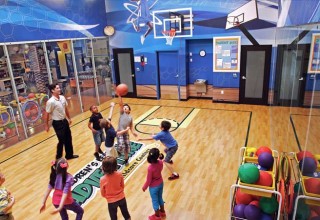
[162,30,176,45]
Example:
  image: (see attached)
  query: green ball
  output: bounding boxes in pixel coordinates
[260,196,278,214]
[296,200,310,220]
[294,182,303,194]
[7,122,15,129]
[238,163,259,184]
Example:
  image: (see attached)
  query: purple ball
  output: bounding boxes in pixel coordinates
[299,157,317,175]
[258,153,274,169]
[233,204,246,219]
[244,204,261,220]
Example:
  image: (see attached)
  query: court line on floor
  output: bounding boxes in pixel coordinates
[244,112,252,147]
[1,102,253,164]
[290,115,303,152]
[0,106,112,164]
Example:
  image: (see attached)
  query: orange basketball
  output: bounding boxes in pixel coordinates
[116,84,128,96]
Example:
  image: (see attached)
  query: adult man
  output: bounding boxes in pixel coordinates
[45,84,79,160]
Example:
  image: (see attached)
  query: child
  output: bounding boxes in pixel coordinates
[139,120,180,180]
[100,102,130,158]
[100,156,131,220]
[40,158,84,220]
[116,95,137,165]
[142,148,166,220]
[88,105,105,161]
[0,172,15,220]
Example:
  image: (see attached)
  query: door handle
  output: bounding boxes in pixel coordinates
[242,76,246,80]
[299,77,304,81]
[131,74,135,77]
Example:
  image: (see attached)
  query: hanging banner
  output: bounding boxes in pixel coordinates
[213,36,241,72]
[308,34,320,73]
[57,40,72,54]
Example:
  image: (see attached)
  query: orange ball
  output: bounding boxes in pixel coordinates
[116,84,128,96]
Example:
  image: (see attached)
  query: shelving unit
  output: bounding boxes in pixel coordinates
[0,76,25,94]
[0,105,20,140]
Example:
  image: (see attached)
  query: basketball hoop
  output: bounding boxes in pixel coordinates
[226,15,242,29]
[162,30,176,45]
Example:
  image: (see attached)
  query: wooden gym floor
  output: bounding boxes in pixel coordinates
[0,98,319,219]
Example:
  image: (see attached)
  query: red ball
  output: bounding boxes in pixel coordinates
[24,110,31,117]
[116,84,128,96]
[304,178,320,194]
[235,189,254,205]
[256,146,272,156]
[31,109,38,116]
[310,205,320,216]
[255,171,273,187]
[5,128,11,135]
[28,93,35,99]
[296,151,316,162]
[18,96,25,102]
[249,200,259,207]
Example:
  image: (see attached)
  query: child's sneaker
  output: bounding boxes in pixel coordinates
[168,160,173,164]
[159,211,166,218]
[168,173,179,181]
[98,148,105,156]
[94,152,101,161]
[148,214,161,220]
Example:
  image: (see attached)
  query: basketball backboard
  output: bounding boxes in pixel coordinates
[226,0,258,29]
[153,7,193,39]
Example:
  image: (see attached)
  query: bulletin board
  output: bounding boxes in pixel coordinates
[213,36,241,72]
[308,33,320,73]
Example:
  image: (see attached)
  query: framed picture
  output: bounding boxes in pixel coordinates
[308,33,320,73]
[213,36,241,72]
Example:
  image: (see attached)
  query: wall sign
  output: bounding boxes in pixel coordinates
[213,36,241,72]
[308,34,320,73]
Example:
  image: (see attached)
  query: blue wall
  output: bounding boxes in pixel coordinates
[0,0,107,42]
[1,0,319,94]
[106,0,279,89]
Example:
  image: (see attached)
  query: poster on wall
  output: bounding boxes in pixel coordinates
[213,36,241,72]
[308,34,320,73]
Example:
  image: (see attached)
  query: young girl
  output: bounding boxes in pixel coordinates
[40,158,84,220]
[0,172,15,220]
[100,156,131,220]
[142,148,166,220]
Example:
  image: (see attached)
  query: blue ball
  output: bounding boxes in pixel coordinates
[261,213,273,220]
